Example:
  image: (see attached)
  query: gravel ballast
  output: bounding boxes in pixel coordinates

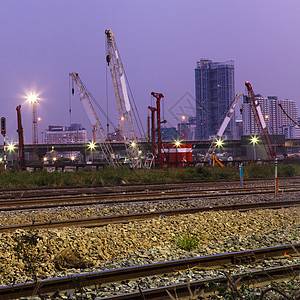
[0,205,299,286]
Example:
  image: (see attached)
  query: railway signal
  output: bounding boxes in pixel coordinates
[1,117,6,136]
[1,117,6,170]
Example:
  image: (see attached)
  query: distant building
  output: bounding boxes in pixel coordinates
[278,125,300,139]
[177,117,196,140]
[195,59,235,140]
[161,127,177,141]
[45,123,87,144]
[242,95,298,136]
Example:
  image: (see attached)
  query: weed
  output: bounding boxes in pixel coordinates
[13,230,44,282]
[173,232,200,251]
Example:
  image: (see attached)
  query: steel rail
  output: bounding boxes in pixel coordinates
[1,198,300,232]
[0,244,299,299]
[1,186,300,212]
[1,177,299,200]
[105,264,300,300]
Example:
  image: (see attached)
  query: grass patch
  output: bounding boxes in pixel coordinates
[173,232,200,251]
[0,163,299,189]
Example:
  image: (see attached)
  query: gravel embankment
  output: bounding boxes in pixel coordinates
[0,191,298,225]
[0,205,299,287]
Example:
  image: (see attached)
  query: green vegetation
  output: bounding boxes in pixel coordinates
[0,163,299,189]
[173,232,200,251]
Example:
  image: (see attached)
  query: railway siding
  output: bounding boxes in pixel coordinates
[0,206,299,286]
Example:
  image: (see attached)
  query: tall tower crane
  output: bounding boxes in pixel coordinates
[105,29,142,169]
[245,81,276,161]
[69,72,119,167]
[205,93,243,161]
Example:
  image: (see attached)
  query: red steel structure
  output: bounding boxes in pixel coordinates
[148,106,157,161]
[16,105,25,169]
[151,92,165,167]
[245,81,276,162]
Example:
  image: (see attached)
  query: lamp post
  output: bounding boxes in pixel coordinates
[26,92,39,160]
[215,138,224,157]
[174,140,181,168]
[7,142,15,166]
[250,135,259,161]
[88,141,96,163]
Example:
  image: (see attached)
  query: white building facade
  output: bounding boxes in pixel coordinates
[242,95,298,137]
[45,124,87,144]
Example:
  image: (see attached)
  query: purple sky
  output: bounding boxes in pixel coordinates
[1,0,300,143]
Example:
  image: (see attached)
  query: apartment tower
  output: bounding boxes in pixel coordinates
[195,59,235,140]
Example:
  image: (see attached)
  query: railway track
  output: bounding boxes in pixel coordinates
[0,243,299,299]
[1,177,300,201]
[1,198,300,232]
[1,184,300,212]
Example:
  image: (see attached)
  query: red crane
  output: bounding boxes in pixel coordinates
[16,105,25,169]
[245,81,277,162]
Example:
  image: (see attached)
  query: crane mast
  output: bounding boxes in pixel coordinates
[245,81,276,161]
[105,29,141,168]
[69,72,119,167]
[205,93,243,161]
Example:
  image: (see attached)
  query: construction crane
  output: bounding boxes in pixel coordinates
[69,72,119,167]
[105,29,142,169]
[245,81,277,161]
[16,105,25,169]
[205,93,243,162]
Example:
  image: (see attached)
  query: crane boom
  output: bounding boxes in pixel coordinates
[245,81,276,161]
[105,29,141,168]
[205,93,243,161]
[69,72,119,167]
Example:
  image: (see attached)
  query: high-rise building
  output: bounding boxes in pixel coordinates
[195,59,235,140]
[242,96,298,136]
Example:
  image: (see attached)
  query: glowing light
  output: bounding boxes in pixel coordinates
[131,141,136,148]
[120,116,125,121]
[26,92,39,104]
[181,115,186,121]
[215,138,224,148]
[250,135,259,145]
[265,115,269,119]
[88,141,96,150]
[37,117,42,121]
[53,157,57,162]
[174,140,181,147]
[70,156,75,161]
[43,157,47,162]
[7,143,15,152]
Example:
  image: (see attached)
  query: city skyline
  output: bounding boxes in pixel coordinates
[1,1,300,143]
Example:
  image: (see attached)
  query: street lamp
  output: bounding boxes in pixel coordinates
[180,116,186,140]
[250,135,259,160]
[26,92,39,144]
[174,140,181,167]
[88,141,96,162]
[215,138,224,157]
[215,138,224,148]
[7,142,15,152]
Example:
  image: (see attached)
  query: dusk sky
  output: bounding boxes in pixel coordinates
[1,0,300,143]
